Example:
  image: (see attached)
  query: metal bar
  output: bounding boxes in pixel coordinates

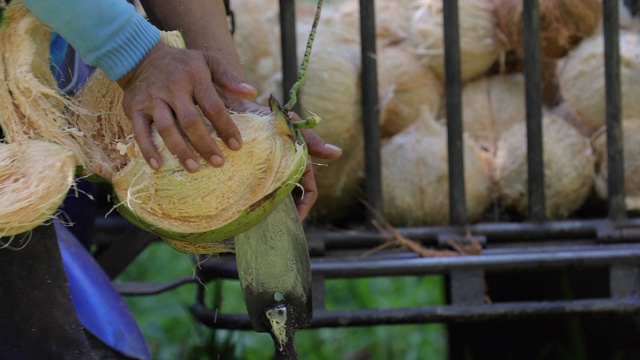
[522,0,545,221]
[310,244,640,278]
[279,0,300,114]
[442,0,467,225]
[603,0,626,222]
[359,0,383,223]
[192,298,640,330]
[311,218,640,249]
[610,264,640,299]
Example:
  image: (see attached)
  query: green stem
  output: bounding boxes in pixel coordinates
[283,0,323,113]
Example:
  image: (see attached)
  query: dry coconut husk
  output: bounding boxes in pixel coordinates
[494,113,595,219]
[0,139,76,237]
[592,118,640,211]
[557,30,640,134]
[407,0,505,83]
[378,44,443,138]
[460,73,526,155]
[493,0,602,59]
[381,110,492,226]
[0,2,85,157]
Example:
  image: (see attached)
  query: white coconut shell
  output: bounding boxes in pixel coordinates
[381,111,492,226]
[494,113,595,218]
[460,73,526,154]
[378,44,444,138]
[557,30,640,134]
[407,0,505,82]
[592,118,640,211]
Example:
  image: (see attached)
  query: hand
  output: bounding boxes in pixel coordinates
[290,115,342,220]
[116,41,257,173]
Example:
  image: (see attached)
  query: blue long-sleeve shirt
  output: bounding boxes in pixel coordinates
[21,0,160,81]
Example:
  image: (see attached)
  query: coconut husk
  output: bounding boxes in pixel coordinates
[407,0,505,82]
[494,113,595,219]
[460,73,526,155]
[378,44,443,138]
[0,139,76,237]
[592,118,640,211]
[556,30,640,134]
[493,0,601,59]
[381,110,492,226]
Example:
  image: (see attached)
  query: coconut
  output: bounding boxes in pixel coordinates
[494,113,595,218]
[378,44,443,138]
[381,110,492,226]
[493,0,602,59]
[592,118,640,211]
[460,73,526,154]
[0,139,76,237]
[230,0,282,99]
[556,30,640,133]
[407,0,505,82]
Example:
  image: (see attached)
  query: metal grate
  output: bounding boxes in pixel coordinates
[180,0,640,333]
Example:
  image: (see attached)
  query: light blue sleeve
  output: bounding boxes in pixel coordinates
[21,0,161,81]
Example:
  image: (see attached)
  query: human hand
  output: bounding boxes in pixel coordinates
[116,41,257,173]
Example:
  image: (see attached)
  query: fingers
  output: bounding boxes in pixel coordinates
[294,162,318,220]
[203,52,257,99]
[129,109,162,171]
[301,129,342,159]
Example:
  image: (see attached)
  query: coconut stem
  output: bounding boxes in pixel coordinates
[284,0,323,113]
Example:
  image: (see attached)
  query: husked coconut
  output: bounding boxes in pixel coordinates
[335,0,411,47]
[381,110,492,226]
[0,139,76,237]
[592,118,640,211]
[493,0,601,59]
[494,113,595,218]
[557,30,640,133]
[461,73,526,154]
[230,0,282,100]
[407,0,505,82]
[378,44,443,138]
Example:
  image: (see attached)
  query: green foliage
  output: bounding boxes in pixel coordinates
[117,243,448,360]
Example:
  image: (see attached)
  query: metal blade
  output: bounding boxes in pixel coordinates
[235,193,312,357]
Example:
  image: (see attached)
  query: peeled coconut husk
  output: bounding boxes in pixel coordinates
[381,110,492,226]
[556,30,640,134]
[0,2,84,156]
[407,0,505,83]
[592,118,640,211]
[0,139,76,237]
[378,44,443,138]
[460,73,526,155]
[494,113,595,219]
[493,0,602,59]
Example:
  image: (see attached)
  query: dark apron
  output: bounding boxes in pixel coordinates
[0,224,96,360]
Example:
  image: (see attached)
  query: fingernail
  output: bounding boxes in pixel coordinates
[210,155,224,167]
[149,157,161,170]
[325,144,342,153]
[228,138,241,151]
[185,158,200,172]
[240,82,256,92]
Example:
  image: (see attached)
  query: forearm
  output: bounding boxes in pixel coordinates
[21,0,160,81]
[139,0,247,81]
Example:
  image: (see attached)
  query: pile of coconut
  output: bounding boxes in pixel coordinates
[233,0,639,225]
